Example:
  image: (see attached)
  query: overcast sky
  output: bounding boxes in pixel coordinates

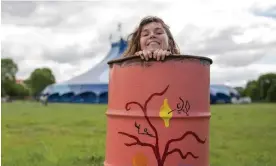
[1,0,276,87]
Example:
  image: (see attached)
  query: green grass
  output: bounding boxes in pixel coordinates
[1,102,276,166]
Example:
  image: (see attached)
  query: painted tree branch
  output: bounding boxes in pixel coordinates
[118,132,155,150]
[166,149,198,159]
[162,131,206,162]
[124,85,170,141]
[141,85,170,137]
[144,85,170,111]
[143,84,170,164]
[135,121,155,138]
[119,85,206,166]
[125,101,144,112]
[120,85,170,166]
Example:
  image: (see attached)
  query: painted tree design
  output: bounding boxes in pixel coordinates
[118,85,206,166]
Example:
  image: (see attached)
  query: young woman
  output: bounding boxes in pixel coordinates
[122,16,180,61]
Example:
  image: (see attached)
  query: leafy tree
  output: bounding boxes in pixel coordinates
[234,87,246,97]
[1,58,18,96]
[257,73,276,101]
[25,68,56,96]
[12,83,30,98]
[244,80,260,101]
[243,73,276,102]
[266,83,276,102]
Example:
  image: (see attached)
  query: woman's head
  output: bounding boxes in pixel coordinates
[122,16,180,57]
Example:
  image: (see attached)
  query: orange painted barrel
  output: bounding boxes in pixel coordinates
[104,55,213,166]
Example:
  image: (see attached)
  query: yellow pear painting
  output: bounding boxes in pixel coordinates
[159,98,173,128]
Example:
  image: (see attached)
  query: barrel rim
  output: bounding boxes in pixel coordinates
[107,54,213,65]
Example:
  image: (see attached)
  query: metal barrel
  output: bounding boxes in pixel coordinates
[105,55,213,166]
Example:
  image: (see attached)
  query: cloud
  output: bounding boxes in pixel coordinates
[1,0,276,87]
[211,63,276,87]
[1,1,37,17]
[251,4,276,19]
[1,1,95,27]
[176,21,276,67]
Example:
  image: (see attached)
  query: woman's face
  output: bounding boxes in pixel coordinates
[139,22,169,52]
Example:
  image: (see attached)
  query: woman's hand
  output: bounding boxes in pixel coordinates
[135,50,153,61]
[135,49,172,61]
[153,49,171,61]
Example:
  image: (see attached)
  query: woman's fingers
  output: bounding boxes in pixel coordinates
[135,49,171,61]
[161,50,167,61]
[148,50,153,59]
[156,49,163,61]
[155,49,170,61]
[142,50,152,61]
[135,51,144,60]
[166,50,172,56]
[153,49,159,59]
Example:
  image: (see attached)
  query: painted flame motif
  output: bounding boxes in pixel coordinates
[132,152,148,166]
[159,98,173,128]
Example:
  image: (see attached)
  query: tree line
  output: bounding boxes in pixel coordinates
[1,58,55,99]
[235,73,276,102]
[1,57,276,102]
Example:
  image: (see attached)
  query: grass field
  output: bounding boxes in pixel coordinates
[1,102,276,166]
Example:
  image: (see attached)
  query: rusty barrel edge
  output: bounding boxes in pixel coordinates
[105,55,212,166]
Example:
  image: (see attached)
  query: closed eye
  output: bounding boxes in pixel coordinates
[155,29,164,35]
[142,33,149,37]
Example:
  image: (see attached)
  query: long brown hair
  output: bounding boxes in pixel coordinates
[122,16,180,57]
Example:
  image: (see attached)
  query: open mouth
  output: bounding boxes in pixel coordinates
[147,41,160,46]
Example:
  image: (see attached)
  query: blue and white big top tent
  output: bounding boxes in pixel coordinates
[41,24,127,104]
